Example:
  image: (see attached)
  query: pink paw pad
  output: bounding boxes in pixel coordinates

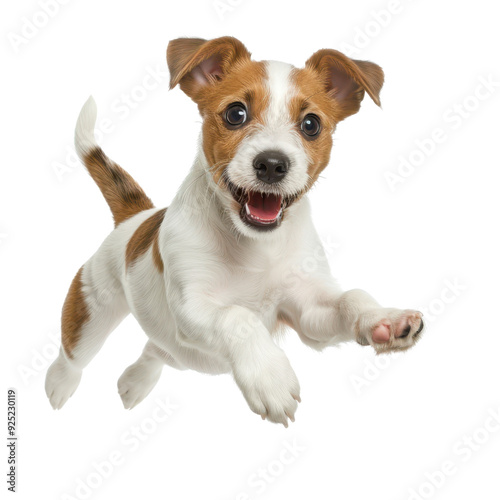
[372,323,391,343]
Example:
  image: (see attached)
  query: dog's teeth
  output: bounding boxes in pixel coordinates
[245,203,251,216]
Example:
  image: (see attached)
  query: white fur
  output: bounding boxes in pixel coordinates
[46,69,423,425]
[74,96,98,158]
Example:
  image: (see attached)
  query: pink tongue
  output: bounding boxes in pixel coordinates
[246,192,282,221]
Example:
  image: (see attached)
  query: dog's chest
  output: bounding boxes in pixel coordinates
[219,265,283,306]
[212,248,289,323]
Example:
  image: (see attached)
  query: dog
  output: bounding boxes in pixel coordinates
[45,36,424,426]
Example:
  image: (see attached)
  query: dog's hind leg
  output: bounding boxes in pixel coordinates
[45,262,130,409]
[117,340,181,409]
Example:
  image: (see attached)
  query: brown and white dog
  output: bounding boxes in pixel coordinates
[45,37,424,426]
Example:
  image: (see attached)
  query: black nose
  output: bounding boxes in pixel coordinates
[253,151,290,184]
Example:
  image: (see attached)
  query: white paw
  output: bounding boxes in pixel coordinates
[45,355,82,410]
[356,308,424,354]
[118,361,163,409]
[233,352,300,427]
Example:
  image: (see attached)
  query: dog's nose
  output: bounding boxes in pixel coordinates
[253,151,290,184]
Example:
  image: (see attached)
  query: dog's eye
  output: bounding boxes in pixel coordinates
[301,114,321,138]
[224,103,247,128]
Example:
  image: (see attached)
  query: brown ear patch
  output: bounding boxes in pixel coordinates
[305,49,384,121]
[125,208,167,272]
[167,36,252,101]
[289,50,383,184]
[61,267,90,359]
[167,37,207,89]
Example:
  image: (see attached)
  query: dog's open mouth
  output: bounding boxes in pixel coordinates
[227,182,297,231]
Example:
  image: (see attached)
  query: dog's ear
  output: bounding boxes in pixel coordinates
[167,36,251,100]
[305,49,384,121]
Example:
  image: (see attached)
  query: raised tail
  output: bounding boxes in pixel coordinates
[74,96,154,227]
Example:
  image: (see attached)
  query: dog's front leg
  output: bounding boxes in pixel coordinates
[284,286,424,354]
[174,302,300,426]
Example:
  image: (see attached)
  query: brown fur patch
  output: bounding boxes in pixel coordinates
[61,267,90,359]
[289,67,338,185]
[125,208,167,272]
[198,59,269,185]
[290,51,383,185]
[168,36,252,98]
[152,235,164,273]
[305,49,384,121]
[167,37,268,187]
[167,37,208,89]
[83,147,155,227]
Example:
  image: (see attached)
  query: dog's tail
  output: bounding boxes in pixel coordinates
[74,96,154,227]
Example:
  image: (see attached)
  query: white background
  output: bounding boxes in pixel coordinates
[2,0,500,499]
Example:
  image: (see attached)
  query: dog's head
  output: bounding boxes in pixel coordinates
[167,37,383,236]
